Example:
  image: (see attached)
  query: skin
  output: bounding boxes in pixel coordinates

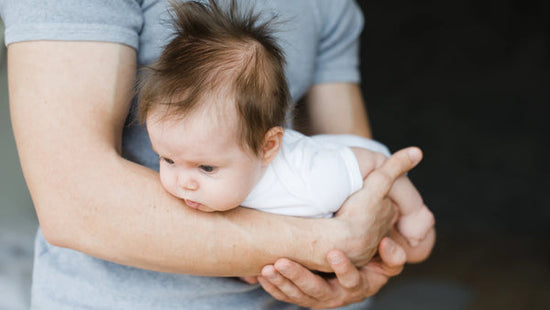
[7,40,422,272]
[253,82,436,307]
[149,100,432,246]
[352,148,435,246]
[303,83,372,137]
[147,95,433,293]
[147,101,282,213]
[254,147,436,308]
[7,40,434,307]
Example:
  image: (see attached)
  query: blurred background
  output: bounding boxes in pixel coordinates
[356,0,549,309]
[1,0,549,309]
[0,18,38,310]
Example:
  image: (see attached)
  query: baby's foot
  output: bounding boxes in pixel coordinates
[398,206,435,247]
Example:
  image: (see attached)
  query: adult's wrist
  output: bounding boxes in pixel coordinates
[331,192,397,267]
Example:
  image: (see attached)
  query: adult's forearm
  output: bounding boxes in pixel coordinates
[36,154,337,275]
[7,41,338,276]
[305,83,372,138]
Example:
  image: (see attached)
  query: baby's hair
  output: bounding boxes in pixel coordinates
[138,0,290,155]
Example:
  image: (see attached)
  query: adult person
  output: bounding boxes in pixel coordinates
[1,0,435,309]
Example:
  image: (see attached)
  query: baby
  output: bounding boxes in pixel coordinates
[138,0,433,246]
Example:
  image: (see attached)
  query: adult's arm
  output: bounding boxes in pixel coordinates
[7,40,376,276]
[302,82,372,138]
[301,82,436,260]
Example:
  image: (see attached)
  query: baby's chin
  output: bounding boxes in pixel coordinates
[197,205,216,212]
[181,197,241,213]
[198,203,240,213]
[192,202,223,213]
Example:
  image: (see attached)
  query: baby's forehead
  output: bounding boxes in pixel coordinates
[146,88,251,145]
[149,106,241,146]
[150,88,238,119]
[188,99,241,133]
[198,92,238,117]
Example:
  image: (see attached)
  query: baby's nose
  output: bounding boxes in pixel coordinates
[179,176,198,191]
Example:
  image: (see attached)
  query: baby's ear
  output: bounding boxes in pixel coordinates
[261,127,284,165]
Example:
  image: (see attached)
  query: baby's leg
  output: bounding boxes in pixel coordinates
[389,176,434,246]
[351,147,434,246]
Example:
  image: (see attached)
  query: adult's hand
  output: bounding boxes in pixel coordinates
[328,147,423,267]
[257,237,406,309]
[254,147,425,307]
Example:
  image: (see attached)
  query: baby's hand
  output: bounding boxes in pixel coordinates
[397,204,434,247]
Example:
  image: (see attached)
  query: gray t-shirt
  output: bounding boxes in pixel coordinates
[1,1,368,309]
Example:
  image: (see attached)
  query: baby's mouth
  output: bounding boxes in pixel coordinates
[184,199,201,209]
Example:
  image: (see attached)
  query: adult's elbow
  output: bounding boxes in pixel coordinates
[34,199,82,249]
[40,220,67,248]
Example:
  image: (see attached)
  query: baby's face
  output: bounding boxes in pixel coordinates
[146,106,265,212]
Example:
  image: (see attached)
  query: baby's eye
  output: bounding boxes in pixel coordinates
[161,157,175,165]
[199,165,216,173]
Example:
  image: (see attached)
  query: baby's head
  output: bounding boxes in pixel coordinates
[138,0,290,212]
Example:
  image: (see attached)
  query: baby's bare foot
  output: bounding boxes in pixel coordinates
[398,206,435,246]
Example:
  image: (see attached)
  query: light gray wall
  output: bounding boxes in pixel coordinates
[0,20,36,226]
[1,19,36,310]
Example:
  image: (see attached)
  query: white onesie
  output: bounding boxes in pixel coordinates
[241,129,391,218]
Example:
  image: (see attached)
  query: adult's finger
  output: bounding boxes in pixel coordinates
[364,147,423,200]
[257,265,293,303]
[259,264,313,304]
[257,274,291,303]
[273,258,331,298]
[270,258,360,309]
[326,250,362,290]
[354,238,406,297]
[377,237,406,275]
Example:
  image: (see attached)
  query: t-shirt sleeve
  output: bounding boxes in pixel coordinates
[314,0,364,84]
[1,0,143,49]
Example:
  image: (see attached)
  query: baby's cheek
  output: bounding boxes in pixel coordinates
[159,172,174,193]
[211,188,242,211]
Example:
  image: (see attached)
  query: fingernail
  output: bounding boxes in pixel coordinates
[385,238,395,256]
[327,252,342,265]
[263,266,277,281]
[408,148,421,163]
[395,245,406,263]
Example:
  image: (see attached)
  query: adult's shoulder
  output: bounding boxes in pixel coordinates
[314,0,364,31]
[1,0,145,49]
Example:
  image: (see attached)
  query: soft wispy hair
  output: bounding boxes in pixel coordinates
[138,0,290,155]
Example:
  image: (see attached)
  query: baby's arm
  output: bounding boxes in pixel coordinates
[350,147,434,246]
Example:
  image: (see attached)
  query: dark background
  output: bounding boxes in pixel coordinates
[356,1,549,309]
